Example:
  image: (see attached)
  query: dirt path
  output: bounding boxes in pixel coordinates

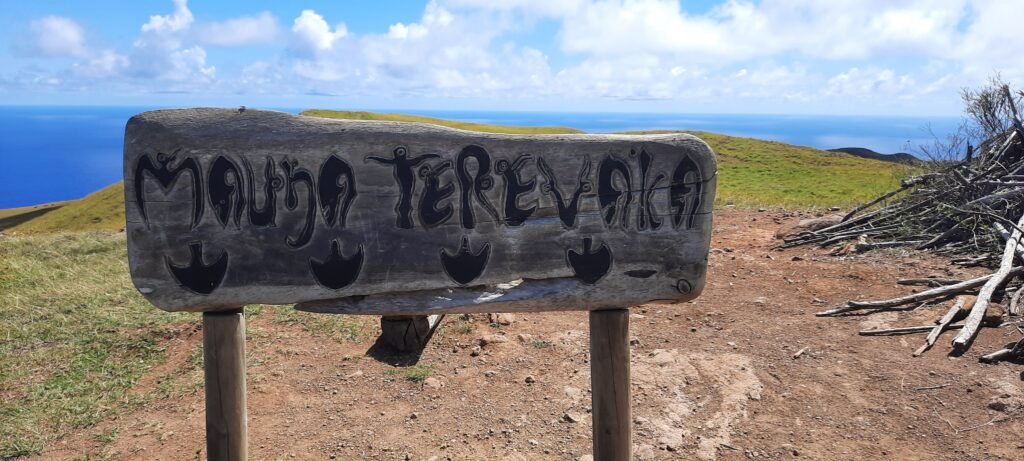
[37,210,1024,460]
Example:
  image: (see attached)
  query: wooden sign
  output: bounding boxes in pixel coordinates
[124,108,716,314]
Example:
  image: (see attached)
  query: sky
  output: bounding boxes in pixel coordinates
[1,0,1021,115]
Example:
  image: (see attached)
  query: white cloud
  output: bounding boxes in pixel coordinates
[291,10,348,54]
[199,12,279,46]
[141,0,194,34]
[28,16,89,58]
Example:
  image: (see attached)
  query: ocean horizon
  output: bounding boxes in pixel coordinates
[0,105,961,209]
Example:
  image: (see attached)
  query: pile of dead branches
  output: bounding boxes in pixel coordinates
[781,83,1024,361]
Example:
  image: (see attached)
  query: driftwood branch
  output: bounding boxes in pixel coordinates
[951,210,1024,352]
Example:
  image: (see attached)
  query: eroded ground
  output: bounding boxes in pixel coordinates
[36,210,1024,460]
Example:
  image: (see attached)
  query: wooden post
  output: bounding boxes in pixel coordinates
[203,308,247,461]
[589,308,631,461]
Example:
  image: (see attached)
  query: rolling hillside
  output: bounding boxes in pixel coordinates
[0,111,913,233]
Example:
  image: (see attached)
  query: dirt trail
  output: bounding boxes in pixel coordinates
[38,210,1024,460]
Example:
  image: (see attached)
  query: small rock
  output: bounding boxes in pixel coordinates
[630,337,641,346]
[423,377,444,389]
[470,346,482,357]
[528,439,539,446]
[753,297,767,305]
[525,375,536,384]
[516,333,533,343]
[488,312,515,325]
[563,412,581,423]
[485,370,498,378]
[791,256,804,261]
[479,334,508,346]
[988,401,1009,412]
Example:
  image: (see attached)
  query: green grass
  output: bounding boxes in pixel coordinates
[9,183,126,234]
[0,233,194,458]
[619,130,915,207]
[388,364,433,383]
[271,306,368,342]
[302,109,583,135]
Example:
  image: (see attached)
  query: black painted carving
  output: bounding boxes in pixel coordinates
[418,160,454,229]
[309,240,364,290]
[367,146,440,229]
[496,154,537,226]
[208,156,246,228]
[242,156,282,227]
[318,155,358,228]
[625,269,657,278]
[165,241,228,295]
[440,236,490,285]
[134,151,204,229]
[537,156,591,228]
[598,155,633,229]
[670,154,703,230]
[566,237,612,285]
[280,158,316,248]
[455,145,500,229]
[635,148,665,231]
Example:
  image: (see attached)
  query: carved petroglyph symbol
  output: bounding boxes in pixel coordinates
[135,150,204,229]
[367,146,440,229]
[280,158,316,248]
[566,237,612,284]
[440,236,491,285]
[165,242,228,295]
[309,240,364,290]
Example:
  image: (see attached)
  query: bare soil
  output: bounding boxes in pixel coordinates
[35,210,1024,460]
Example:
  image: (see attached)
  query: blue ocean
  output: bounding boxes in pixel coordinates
[0,106,961,209]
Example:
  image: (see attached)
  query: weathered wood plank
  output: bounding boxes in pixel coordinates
[124,108,716,313]
[203,308,247,461]
[590,308,631,461]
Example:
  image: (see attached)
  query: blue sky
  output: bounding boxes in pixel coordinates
[1,0,1020,115]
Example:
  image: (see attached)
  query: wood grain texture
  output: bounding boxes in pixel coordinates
[590,308,631,461]
[203,309,247,461]
[124,108,716,313]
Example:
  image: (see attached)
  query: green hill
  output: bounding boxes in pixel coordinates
[5,183,126,234]
[1,111,913,233]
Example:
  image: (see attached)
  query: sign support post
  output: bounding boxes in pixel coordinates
[202,308,248,461]
[589,308,631,461]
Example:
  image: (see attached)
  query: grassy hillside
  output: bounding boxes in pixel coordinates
[7,183,126,234]
[302,109,583,135]
[622,130,914,207]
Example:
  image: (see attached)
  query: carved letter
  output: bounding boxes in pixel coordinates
[318,155,358,228]
[455,145,499,229]
[418,160,455,229]
[208,156,246,228]
[242,156,281,227]
[280,158,316,248]
[635,148,665,231]
[670,155,703,230]
[496,154,537,226]
[538,156,591,229]
[134,150,203,229]
[598,155,633,230]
